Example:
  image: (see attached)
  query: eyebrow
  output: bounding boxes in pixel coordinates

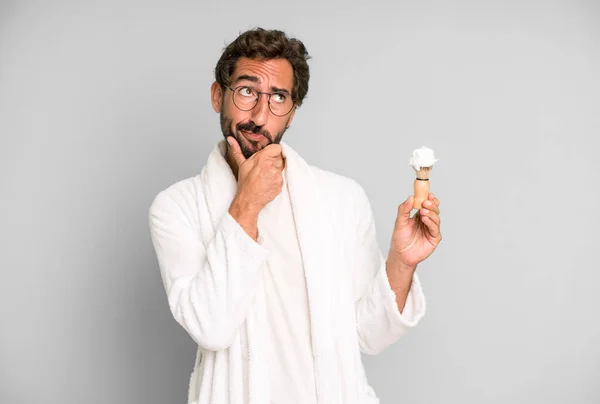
[232,75,292,95]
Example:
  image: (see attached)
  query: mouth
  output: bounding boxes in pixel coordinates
[240,130,265,142]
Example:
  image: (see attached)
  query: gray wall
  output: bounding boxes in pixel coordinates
[1,1,599,403]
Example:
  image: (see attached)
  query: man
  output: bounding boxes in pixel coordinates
[149,28,441,404]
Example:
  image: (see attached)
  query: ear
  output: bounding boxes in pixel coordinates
[285,106,297,128]
[211,81,223,113]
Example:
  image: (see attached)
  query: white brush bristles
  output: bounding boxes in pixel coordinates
[414,166,432,180]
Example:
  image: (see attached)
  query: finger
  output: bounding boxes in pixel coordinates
[396,195,414,227]
[261,143,283,157]
[420,208,440,228]
[422,199,439,214]
[420,212,441,238]
[428,193,440,207]
[227,136,246,166]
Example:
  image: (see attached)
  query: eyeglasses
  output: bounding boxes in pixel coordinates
[225,85,295,117]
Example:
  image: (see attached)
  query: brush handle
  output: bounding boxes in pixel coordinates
[413,179,430,209]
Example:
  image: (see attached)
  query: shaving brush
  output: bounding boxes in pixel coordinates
[409,147,438,210]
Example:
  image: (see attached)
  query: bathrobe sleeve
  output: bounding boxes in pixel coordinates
[352,183,427,355]
[149,188,269,352]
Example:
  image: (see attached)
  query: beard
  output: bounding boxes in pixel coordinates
[220,112,289,160]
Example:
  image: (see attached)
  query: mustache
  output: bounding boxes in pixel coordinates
[237,122,272,141]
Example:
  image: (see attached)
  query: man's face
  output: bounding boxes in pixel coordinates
[211,57,296,159]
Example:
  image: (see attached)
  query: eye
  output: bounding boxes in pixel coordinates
[238,87,255,97]
[272,93,287,103]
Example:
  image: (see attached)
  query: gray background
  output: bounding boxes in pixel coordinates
[1,0,599,403]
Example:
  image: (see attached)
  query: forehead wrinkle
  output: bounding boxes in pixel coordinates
[233,58,293,94]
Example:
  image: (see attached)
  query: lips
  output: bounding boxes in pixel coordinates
[241,130,264,141]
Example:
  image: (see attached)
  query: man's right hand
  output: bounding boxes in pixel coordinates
[227,136,285,216]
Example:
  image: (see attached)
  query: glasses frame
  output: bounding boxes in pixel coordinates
[225,85,296,117]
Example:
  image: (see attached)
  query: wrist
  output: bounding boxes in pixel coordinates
[229,196,260,241]
[386,255,417,274]
[386,261,417,296]
[230,194,261,219]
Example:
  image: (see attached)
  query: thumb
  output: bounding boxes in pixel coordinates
[227,136,246,166]
[396,195,414,227]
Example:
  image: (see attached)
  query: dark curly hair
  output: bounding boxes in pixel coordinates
[215,28,311,107]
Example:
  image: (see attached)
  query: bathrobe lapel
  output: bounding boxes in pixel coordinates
[202,139,339,402]
[282,142,339,402]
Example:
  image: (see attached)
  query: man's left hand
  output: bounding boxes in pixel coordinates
[388,193,442,270]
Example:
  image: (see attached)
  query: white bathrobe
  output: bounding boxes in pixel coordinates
[148,139,427,404]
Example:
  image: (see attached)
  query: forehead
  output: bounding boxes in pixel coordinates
[231,57,294,91]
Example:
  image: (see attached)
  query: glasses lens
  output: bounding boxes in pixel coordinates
[233,87,258,111]
[232,86,294,116]
[269,93,294,116]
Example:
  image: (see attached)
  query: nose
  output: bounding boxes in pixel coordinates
[251,94,270,126]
